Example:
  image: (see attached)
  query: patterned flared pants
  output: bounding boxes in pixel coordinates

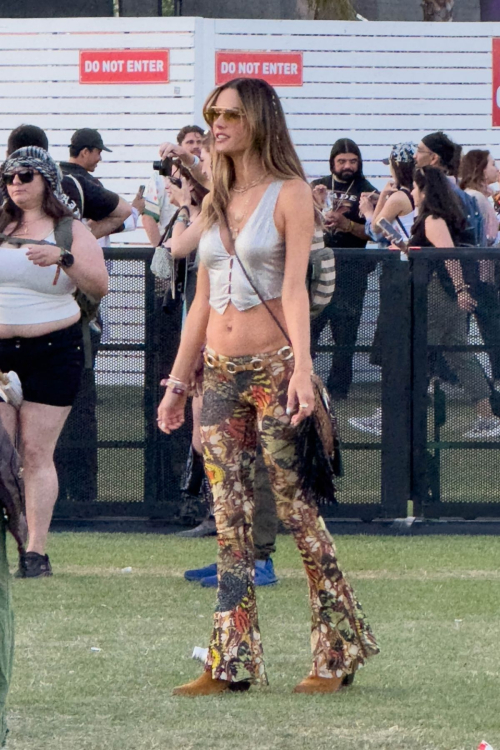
[200,350,379,685]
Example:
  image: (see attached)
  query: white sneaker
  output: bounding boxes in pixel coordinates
[0,371,23,409]
[349,408,382,436]
[463,416,500,439]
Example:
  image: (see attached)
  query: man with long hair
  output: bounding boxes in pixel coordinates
[311,138,377,400]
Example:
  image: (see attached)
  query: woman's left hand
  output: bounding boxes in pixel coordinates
[169,178,192,209]
[287,369,315,427]
[25,244,61,267]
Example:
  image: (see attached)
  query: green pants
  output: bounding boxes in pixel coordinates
[428,276,490,403]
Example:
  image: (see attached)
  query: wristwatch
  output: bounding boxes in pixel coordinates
[58,249,75,268]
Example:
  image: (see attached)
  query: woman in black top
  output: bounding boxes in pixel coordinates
[411,167,500,439]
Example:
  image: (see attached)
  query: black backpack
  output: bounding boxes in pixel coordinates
[453,186,486,247]
[53,217,100,368]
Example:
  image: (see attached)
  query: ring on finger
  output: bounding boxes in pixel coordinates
[299,403,309,409]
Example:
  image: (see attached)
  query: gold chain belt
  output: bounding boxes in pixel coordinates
[204,345,293,376]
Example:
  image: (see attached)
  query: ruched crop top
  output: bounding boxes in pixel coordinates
[198,180,286,313]
[0,231,79,325]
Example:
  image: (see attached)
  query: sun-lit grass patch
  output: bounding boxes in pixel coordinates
[6,533,500,750]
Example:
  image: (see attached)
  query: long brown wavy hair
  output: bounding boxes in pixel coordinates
[202,78,307,229]
[459,149,490,192]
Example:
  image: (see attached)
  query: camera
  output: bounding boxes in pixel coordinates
[152,157,171,175]
[152,156,182,187]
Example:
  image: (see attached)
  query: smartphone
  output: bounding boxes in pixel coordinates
[137,185,145,198]
[376,217,408,250]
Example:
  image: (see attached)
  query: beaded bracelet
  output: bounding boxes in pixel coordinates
[165,379,188,395]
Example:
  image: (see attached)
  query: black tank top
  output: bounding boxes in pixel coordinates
[410,213,459,299]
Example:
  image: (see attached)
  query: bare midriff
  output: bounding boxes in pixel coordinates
[0,312,81,339]
[206,298,289,357]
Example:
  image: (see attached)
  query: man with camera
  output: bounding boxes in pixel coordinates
[142,125,204,247]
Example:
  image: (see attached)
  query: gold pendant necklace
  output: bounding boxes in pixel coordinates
[229,174,270,237]
[228,189,253,238]
[232,173,268,194]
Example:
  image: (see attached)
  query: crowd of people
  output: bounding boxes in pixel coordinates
[0,75,499,727]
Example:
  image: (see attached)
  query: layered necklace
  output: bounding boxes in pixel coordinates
[228,174,269,239]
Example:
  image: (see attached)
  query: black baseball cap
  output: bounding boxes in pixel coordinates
[70,128,112,153]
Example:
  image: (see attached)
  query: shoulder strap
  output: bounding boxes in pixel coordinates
[396,216,410,238]
[398,187,415,210]
[0,218,73,250]
[159,208,181,246]
[54,216,74,251]
[222,211,292,346]
[66,174,85,216]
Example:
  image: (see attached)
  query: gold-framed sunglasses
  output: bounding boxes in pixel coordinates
[203,106,245,126]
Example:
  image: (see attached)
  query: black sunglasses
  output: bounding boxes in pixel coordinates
[3,170,35,185]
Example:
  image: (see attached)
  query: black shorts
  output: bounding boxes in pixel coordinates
[0,321,84,407]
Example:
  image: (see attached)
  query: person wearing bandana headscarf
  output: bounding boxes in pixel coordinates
[0,147,108,578]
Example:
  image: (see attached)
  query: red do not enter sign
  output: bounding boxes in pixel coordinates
[215,51,303,87]
[80,49,169,85]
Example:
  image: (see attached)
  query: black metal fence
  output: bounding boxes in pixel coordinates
[54,246,500,521]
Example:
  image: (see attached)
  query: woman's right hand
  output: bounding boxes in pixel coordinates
[157,389,188,434]
[358,194,374,219]
[381,180,396,196]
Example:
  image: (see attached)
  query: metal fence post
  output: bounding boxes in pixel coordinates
[410,253,430,515]
[143,256,159,515]
[379,254,412,517]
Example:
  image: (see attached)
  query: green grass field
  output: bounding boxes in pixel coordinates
[6,533,500,750]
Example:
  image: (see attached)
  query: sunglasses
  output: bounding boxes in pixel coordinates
[203,106,244,127]
[3,170,35,185]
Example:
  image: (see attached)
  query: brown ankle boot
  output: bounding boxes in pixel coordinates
[172,671,250,697]
[293,675,344,694]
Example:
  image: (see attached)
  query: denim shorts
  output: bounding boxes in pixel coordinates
[0,321,84,407]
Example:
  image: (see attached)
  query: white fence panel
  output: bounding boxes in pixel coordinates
[1,17,499,385]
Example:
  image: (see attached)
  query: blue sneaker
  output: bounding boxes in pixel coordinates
[256,558,279,586]
[200,559,278,588]
[184,563,217,582]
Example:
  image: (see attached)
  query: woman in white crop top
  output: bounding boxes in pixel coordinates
[0,146,107,578]
[158,79,379,697]
[359,141,416,242]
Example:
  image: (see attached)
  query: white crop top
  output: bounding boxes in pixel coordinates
[0,231,80,325]
[198,181,286,313]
